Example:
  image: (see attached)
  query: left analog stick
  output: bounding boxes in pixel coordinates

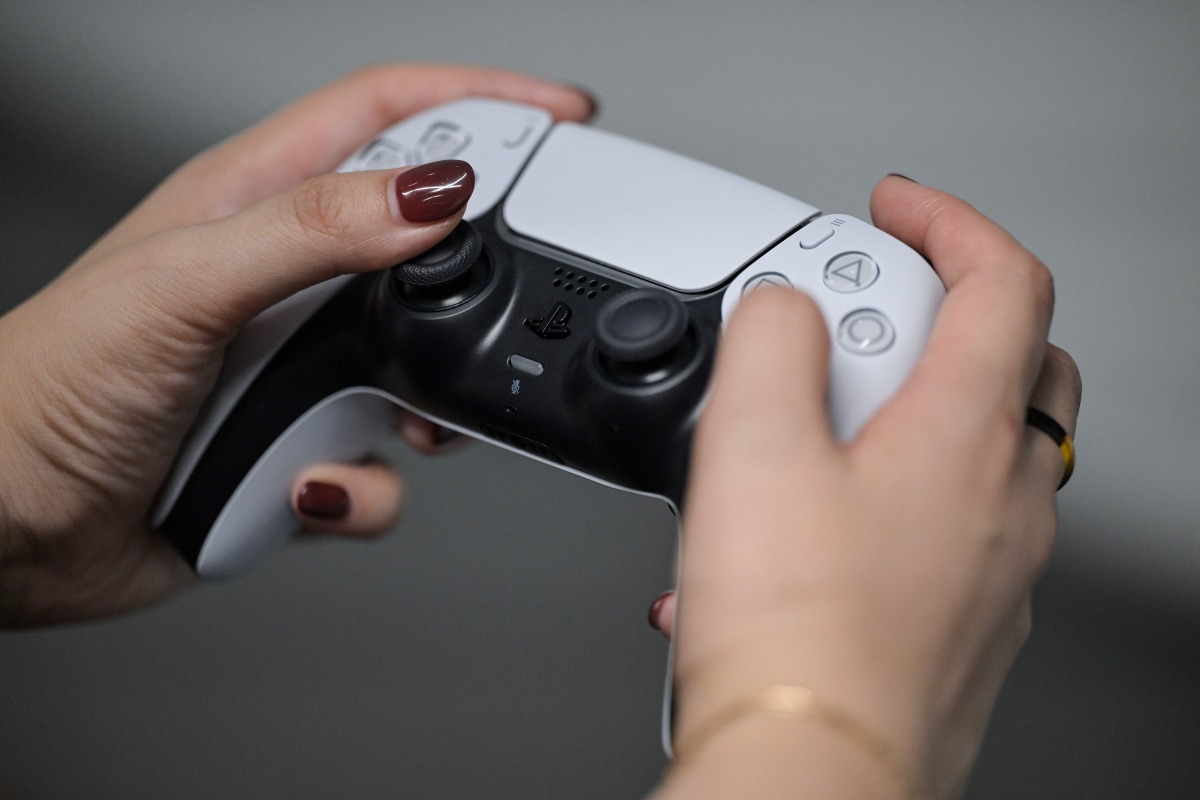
[394,220,482,286]
[391,221,489,310]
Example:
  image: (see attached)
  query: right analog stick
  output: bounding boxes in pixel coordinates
[594,289,691,380]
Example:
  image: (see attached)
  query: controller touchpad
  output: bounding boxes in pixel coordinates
[503,123,819,293]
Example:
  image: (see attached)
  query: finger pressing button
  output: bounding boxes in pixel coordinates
[740,271,793,296]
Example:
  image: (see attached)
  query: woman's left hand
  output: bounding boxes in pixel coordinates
[0,64,594,627]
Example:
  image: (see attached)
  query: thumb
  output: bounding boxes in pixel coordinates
[126,159,474,340]
[687,286,836,512]
[672,286,839,725]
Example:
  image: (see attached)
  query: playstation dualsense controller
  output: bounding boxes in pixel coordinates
[154,97,943,577]
[152,97,944,755]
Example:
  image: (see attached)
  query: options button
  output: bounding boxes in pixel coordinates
[798,221,835,249]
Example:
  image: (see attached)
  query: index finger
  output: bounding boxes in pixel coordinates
[83,63,594,263]
[868,177,1054,441]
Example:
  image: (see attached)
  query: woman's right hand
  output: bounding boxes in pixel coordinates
[656,176,1081,799]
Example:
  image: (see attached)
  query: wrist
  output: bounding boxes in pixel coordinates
[672,627,934,779]
[656,707,917,800]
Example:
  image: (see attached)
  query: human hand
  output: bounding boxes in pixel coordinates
[0,64,593,627]
[654,177,1081,799]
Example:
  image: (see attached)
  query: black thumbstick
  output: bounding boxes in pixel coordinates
[393,220,482,286]
[594,289,691,379]
[390,220,490,311]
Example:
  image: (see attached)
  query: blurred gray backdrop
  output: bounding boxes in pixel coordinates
[1,1,1197,798]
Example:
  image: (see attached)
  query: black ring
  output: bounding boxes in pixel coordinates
[1026,407,1075,490]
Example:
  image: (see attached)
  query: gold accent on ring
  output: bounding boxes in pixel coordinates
[1057,434,1075,489]
[1026,406,1074,490]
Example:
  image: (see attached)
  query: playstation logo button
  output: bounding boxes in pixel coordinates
[525,302,572,339]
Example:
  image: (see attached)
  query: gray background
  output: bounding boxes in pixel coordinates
[1,1,1197,797]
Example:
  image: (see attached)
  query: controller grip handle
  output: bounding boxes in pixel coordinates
[157,275,392,578]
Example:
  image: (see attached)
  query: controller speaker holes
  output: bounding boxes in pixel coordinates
[550,271,608,299]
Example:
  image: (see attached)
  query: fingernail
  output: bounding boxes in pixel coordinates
[887,173,919,183]
[396,160,475,222]
[647,591,672,631]
[296,481,351,520]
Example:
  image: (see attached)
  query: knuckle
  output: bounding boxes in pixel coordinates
[916,192,973,252]
[345,62,402,88]
[1046,345,1083,411]
[996,403,1027,461]
[286,175,355,244]
[1027,258,1055,308]
[343,63,419,122]
[1007,255,1055,311]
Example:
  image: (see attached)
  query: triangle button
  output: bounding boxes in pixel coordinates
[823,252,879,293]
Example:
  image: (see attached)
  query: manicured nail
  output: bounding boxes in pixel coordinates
[396,160,475,222]
[887,173,919,183]
[296,481,351,520]
[648,591,673,632]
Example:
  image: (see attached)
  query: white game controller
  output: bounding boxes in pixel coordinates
[153,98,945,754]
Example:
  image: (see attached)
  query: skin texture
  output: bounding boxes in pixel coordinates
[0,64,594,626]
[652,178,1080,799]
[0,65,1080,798]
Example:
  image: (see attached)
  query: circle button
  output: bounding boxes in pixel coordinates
[838,310,895,355]
[823,252,880,293]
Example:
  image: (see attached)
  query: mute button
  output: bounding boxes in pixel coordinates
[508,355,545,376]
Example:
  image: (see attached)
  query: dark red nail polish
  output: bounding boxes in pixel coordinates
[297,481,351,520]
[887,173,919,184]
[648,591,673,630]
[396,159,475,222]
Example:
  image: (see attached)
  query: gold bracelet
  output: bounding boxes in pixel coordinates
[672,685,927,800]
